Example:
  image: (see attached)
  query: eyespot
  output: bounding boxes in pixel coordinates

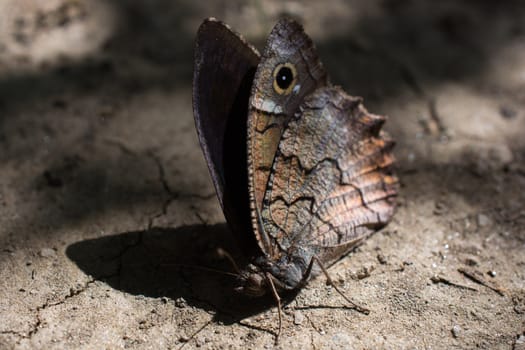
[272,63,297,95]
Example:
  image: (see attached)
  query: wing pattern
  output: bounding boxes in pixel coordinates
[247,19,327,254]
[261,86,398,264]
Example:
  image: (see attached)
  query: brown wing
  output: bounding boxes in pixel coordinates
[260,86,398,264]
[193,18,260,240]
[247,18,327,255]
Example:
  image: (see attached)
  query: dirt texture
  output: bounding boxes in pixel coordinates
[1,1,524,349]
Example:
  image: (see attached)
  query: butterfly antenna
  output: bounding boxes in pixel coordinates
[216,247,242,275]
[313,256,370,315]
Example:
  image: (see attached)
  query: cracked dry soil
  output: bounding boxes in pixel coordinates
[1,1,525,349]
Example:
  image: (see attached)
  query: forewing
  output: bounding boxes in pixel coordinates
[193,18,260,238]
[261,86,398,263]
[247,18,328,255]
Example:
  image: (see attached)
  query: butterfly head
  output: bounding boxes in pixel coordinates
[235,263,268,297]
[234,255,308,297]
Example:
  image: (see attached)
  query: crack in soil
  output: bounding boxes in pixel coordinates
[309,330,317,350]
[103,138,138,157]
[13,278,99,344]
[146,151,215,228]
[148,151,175,197]
[0,330,26,341]
[146,150,216,201]
[147,198,173,229]
[64,146,251,340]
[114,231,144,288]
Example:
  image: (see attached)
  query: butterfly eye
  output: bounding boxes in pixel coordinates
[272,63,297,95]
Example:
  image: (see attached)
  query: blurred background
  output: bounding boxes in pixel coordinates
[1,1,524,349]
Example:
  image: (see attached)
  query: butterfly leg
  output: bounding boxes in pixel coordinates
[312,256,370,315]
[265,272,282,344]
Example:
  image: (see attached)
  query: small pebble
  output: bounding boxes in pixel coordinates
[451,324,461,338]
[179,336,189,343]
[487,270,497,277]
[377,253,387,264]
[464,257,479,266]
[515,335,525,350]
[293,311,304,325]
[499,105,517,119]
[175,297,186,308]
[433,201,447,215]
[356,265,374,279]
[195,335,206,347]
[477,213,490,227]
[40,248,56,258]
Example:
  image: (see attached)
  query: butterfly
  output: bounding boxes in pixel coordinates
[192,17,398,339]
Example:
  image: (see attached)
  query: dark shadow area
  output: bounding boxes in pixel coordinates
[66,224,297,327]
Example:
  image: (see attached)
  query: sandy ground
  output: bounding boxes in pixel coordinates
[0,0,524,349]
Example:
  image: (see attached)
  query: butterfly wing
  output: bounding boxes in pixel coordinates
[247,18,328,255]
[260,86,398,265]
[193,18,260,238]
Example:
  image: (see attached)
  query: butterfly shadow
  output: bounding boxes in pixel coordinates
[65,223,296,330]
